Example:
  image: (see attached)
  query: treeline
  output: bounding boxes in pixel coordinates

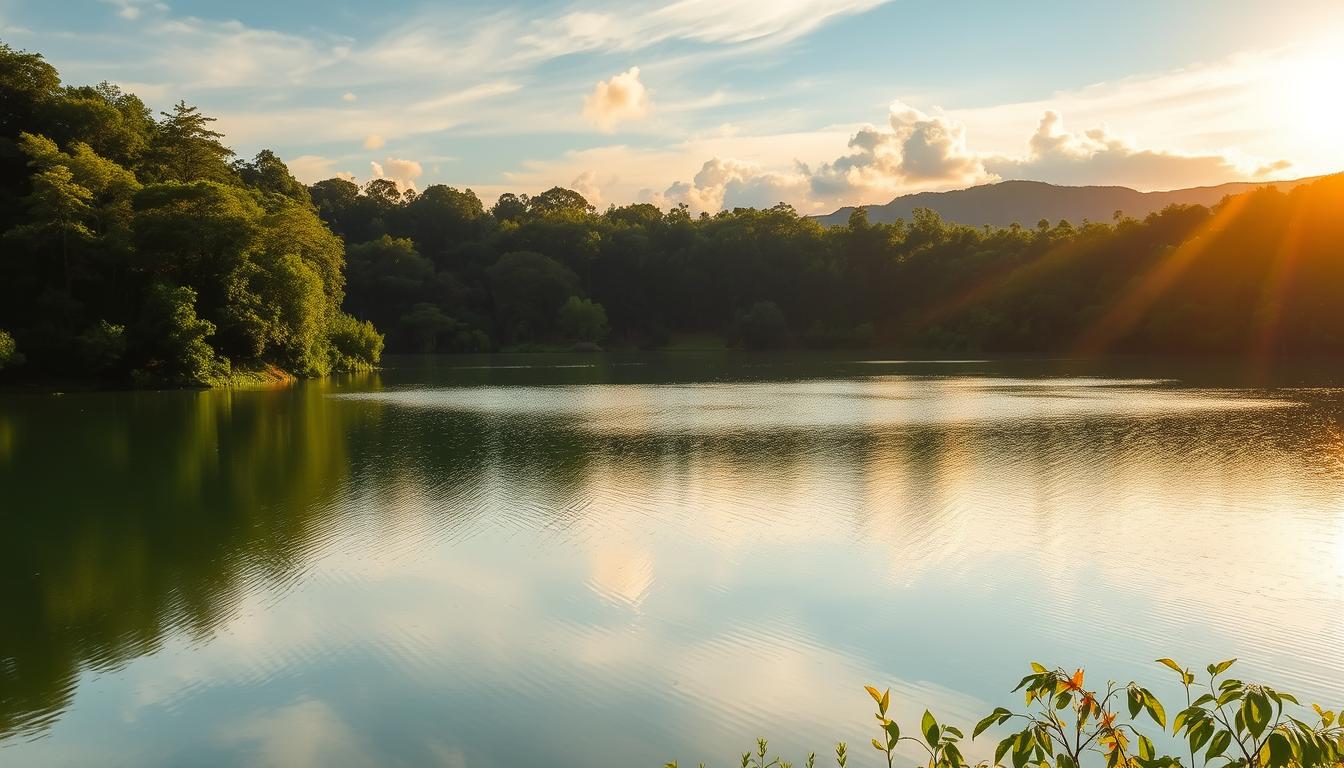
[5,40,1344,385]
[312,168,1344,358]
[0,43,381,386]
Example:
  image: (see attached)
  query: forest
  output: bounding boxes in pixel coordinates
[0,43,382,386]
[4,39,1344,386]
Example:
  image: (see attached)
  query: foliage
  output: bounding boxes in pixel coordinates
[132,283,229,387]
[736,301,788,349]
[0,41,381,386]
[558,295,609,343]
[668,660,1344,768]
[0,329,22,369]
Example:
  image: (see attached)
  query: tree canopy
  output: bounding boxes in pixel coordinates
[0,41,381,386]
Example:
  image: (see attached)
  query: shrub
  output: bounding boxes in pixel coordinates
[667,660,1344,768]
[0,329,23,369]
[327,312,383,372]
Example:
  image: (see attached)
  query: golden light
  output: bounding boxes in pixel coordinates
[1276,44,1344,159]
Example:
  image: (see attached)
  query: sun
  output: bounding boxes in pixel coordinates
[1276,44,1344,163]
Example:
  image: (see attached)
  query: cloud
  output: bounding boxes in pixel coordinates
[341,92,357,102]
[284,154,353,184]
[1254,159,1293,177]
[649,157,813,213]
[982,110,1249,190]
[569,171,605,209]
[363,133,385,149]
[583,67,651,132]
[807,101,987,203]
[370,157,424,191]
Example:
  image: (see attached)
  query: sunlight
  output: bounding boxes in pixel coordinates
[1277,44,1344,160]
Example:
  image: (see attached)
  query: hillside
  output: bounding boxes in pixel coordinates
[814,176,1331,228]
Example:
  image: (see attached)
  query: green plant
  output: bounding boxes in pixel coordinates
[866,685,972,768]
[1157,658,1344,768]
[667,660,1344,768]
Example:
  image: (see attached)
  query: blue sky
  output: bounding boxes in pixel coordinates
[3,0,1342,212]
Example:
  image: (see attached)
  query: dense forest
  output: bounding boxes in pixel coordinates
[0,43,382,386]
[312,168,1344,358]
[3,40,1344,387]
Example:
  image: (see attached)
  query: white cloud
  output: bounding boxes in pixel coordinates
[370,157,424,191]
[807,101,987,203]
[982,110,1248,189]
[569,171,605,209]
[583,67,651,132]
[648,157,813,213]
[284,154,350,184]
[362,133,385,150]
[341,92,357,102]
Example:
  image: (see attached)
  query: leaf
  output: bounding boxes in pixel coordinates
[872,739,885,753]
[1207,730,1232,759]
[1267,731,1292,768]
[923,710,940,747]
[885,721,901,742]
[1157,658,1184,674]
[975,711,1003,739]
[995,736,1015,766]
[1031,662,1048,674]
[1145,694,1168,729]
[1140,735,1156,760]
[1129,689,1143,719]
[1244,691,1271,739]
[865,686,884,706]
[1211,659,1238,677]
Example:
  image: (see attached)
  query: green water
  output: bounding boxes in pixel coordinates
[2,353,1342,767]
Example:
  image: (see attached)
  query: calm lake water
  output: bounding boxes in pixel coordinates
[2,353,1343,767]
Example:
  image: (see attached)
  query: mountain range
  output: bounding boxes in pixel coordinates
[813,175,1331,228]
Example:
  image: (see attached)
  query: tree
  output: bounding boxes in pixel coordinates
[399,302,459,352]
[737,301,788,349]
[233,149,310,203]
[143,101,235,184]
[529,186,595,218]
[557,296,608,343]
[486,251,580,344]
[0,329,22,369]
[132,283,229,386]
[12,165,93,294]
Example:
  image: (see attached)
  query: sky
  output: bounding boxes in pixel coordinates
[3,0,1343,213]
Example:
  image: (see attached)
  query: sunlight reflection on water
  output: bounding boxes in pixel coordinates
[2,356,1341,767]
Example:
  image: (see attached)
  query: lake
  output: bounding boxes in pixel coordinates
[2,353,1342,767]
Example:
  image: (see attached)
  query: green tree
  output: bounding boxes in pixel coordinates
[399,302,459,352]
[486,251,580,345]
[143,101,235,184]
[234,149,310,204]
[0,329,23,369]
[557,296,608,343]
[11,165,93,294]
[132,283,229,386]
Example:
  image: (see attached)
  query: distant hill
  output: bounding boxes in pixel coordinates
[813,176,1332,228]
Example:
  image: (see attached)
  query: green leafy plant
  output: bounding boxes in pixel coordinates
[1157,658,1343,768]
[667,660,1344,768]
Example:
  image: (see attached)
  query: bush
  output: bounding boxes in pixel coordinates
[75,320,126,372]
[0,329,24,370]
[132,283,229,387]
[327,312,384,372]
[557,295,608,343]
[667,659,1344,768]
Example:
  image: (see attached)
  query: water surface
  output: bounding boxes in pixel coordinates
[2,354,1342,766]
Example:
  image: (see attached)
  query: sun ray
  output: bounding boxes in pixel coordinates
[1069,193,1254,357]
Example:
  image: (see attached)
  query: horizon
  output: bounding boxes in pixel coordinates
[4,0,1343,213]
